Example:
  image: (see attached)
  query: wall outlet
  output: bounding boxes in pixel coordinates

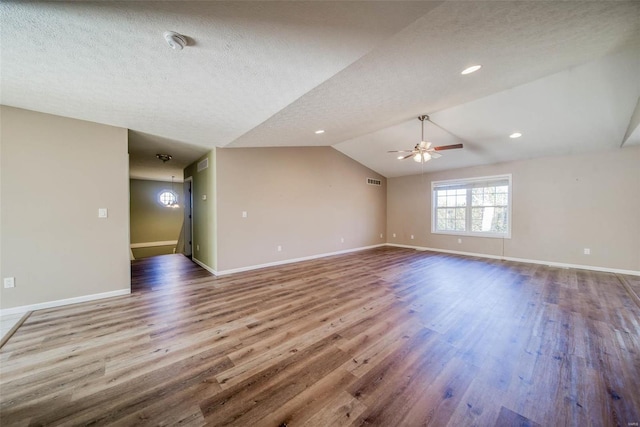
[583,248,590,255]
[242,211,247,218]
[410,235,414,240]
[393,233,396,238]
[98,208,108,218]
[340,237,344,243]
[202,195,207,201]
[196,244,200,251]
[380,233,383,238]
[277,245,282,252]
[4,277,15,288]
[458,238,462,244]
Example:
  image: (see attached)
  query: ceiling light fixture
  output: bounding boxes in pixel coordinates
[461,65,482,75]
[315,130,325,134]
[388,115,463,163]
[164,31,188,50]
[509,132,522,139]
[167,176,180,209]
[156,153,173,163]
[413,152,431,163]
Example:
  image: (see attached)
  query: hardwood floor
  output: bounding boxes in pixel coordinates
[1,248,638,426]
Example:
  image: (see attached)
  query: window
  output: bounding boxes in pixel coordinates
[158,190,178,207]
[432,174,511,238]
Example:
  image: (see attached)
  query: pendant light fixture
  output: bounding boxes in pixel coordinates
[167,175,180,209]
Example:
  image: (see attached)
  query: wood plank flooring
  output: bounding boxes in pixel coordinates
[1,248,639,426]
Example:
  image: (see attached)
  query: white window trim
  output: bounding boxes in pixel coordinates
[431,174,512,239]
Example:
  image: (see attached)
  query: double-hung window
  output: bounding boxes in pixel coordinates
[432,174,512,238]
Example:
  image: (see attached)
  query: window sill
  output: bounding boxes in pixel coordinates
[431,230,511,239]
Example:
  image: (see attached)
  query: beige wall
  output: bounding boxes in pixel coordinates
[184,150,217,270]
[387,146,640,272]
[0,106,130,310]
[129,179,184,258]
[216,147,386,271]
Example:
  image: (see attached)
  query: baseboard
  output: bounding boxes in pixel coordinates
[0,288,131,317]
[385,244,640,276]
[215,244,387,276]
[192,257,218,276]
[130,240,178,249]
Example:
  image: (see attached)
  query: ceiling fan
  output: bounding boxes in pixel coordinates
[388,115,463,163]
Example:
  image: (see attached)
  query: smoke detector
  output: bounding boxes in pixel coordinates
[163,31,188,50]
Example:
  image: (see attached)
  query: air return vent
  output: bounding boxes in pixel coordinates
[367,178,382,186]
[197,158,209,172]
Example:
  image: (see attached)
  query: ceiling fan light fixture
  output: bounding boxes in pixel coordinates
[510,132,522,139]
[314,129,325,134]
[413,153,431,163]
[388,115,463,163]
[461,65,482,75]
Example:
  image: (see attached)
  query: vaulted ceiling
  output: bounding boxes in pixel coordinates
[2,1,639,180]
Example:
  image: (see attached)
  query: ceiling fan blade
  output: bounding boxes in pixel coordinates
[430,151,442,159]
[433,143,463,151]
[387,150,415,153]
[399,153,415,160]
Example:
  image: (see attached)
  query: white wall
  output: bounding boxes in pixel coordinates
[0,106,131,311]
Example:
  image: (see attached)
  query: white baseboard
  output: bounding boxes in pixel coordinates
[130,240,178,249]
[205,244,387,276]
[385,243,640,276]
[192,257,218,276]
[0,289,131,317]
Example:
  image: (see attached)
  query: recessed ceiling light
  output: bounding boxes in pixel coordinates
[315,130,325,134]
[509,132,522,139]
[461,65,482,75]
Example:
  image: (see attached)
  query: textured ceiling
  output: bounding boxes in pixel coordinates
[335,48,640,177]
[1,1,639,179]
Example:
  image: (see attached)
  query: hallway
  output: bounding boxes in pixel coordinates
[131,254,214,292]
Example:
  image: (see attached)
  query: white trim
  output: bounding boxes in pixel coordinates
[214,244,386,276]
[385,244,640,276]
[130,240,178,249]
[192,257,218,276]
[0,289,131,317]
[431,173,512,239]
[184,177,193,257]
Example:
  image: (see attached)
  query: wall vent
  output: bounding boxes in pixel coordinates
[197,158,209,172]
[367,178,382,186]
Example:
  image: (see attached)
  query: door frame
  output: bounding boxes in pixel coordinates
[183,177,194,257]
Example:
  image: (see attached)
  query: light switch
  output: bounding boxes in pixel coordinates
[242,211,247,218]
[202,195,207,201]
[98,208,108,218]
